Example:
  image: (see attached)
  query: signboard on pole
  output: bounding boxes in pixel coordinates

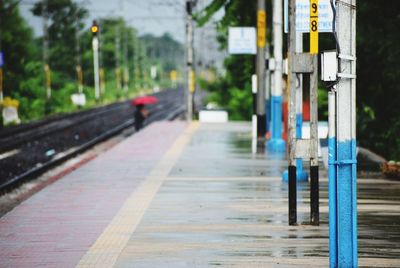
[257,11,266,48]
[309,0,319,54]
[228,27,256,55]
[284,0,333,33]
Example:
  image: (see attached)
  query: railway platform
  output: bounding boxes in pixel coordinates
[0,121,400,267]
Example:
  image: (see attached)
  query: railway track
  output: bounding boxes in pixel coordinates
[0,88,184,193]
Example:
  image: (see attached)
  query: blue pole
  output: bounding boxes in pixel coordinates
[266,98,270,134]
[336,139,357,267]
[267,96,286,152]
[267,0,285,152]
[331,1,358,267]
[295,108,308,181]
[351,138,358,266]
[328,91,337,267]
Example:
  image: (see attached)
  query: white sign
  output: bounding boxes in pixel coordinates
[71,93,86,106]
[228,27,256,55]
[199,110,228,123]
[2,107,20,125]
[284,0,334,33]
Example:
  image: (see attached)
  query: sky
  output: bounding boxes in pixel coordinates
[19,0,226,69]
[19,0,222,44]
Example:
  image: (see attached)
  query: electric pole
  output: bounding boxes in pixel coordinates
[42,0,51,111]
[75,8,83,95]
[293,31,308,180]
[287,0,297,227]
[329,0,358,267]
[256,0,266,138]
[267,0,286,151]
[186,0,195,122]
[115,23,122,90]
[98,20,106,95]
[0,11,4,103]
[123,28,129,94]
[133,34,139,89]
[91,20,100,102]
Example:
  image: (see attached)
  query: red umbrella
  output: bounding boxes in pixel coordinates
[131,95,159,106]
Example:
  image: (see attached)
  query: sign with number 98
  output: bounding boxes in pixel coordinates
[310,0,319,54]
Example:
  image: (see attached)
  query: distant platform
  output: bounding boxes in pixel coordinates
[199,110,229,123]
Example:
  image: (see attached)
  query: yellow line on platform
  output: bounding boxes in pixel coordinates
[165,176,282,181]
[76,122,199,268]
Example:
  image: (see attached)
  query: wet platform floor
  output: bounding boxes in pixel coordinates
[1,122,400,267]
[112,123,400,267]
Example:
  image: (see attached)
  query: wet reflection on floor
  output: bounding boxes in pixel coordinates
[115,123,400,268]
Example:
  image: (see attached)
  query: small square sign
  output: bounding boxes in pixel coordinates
[228,27,257,55]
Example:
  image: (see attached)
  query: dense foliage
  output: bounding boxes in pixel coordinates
[196,0,261,120]
[197,0,400,159]
[356,2,400,159]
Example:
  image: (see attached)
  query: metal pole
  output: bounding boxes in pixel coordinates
[123,28,129,94]
[98,20,105,94]
[75,10,83,95]
[252,74,258,140]
[331,0,357,266]
[186,0,194,122]
[268,0,285,150]
[42,0,51,101]
[328,88,337,267]
[282,32,308,182]
[287,0,297,225]
[136,37,141,89]
[309,54,319,225]
[0,11,3,103]
[115,23,121,90]
[252,74,258,154]
[265,43,271,136]
[294,32,308,181]
[92,37,100,101]
[256,0,266,137]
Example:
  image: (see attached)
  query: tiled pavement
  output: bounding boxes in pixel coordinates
[1,121,400,268]
[0,121,186,268]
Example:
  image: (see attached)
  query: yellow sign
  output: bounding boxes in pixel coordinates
[257,10,266,48]
[189,70,195,93]
[170,70,177,82]
[1,96,20,108]
[310,0,319,54]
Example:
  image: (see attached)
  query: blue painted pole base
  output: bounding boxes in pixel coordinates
[282,169,309,182]
[266,138,286,152]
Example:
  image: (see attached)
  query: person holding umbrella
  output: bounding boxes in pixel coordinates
[131,95,158,131]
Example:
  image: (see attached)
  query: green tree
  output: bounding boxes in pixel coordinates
[140,33,184,73]
[31,0,89,82]
[196,0,274,120]
[199,0,400,161]
[0,0,36,97]
[82,18,144,91]
[356,2,400,159]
